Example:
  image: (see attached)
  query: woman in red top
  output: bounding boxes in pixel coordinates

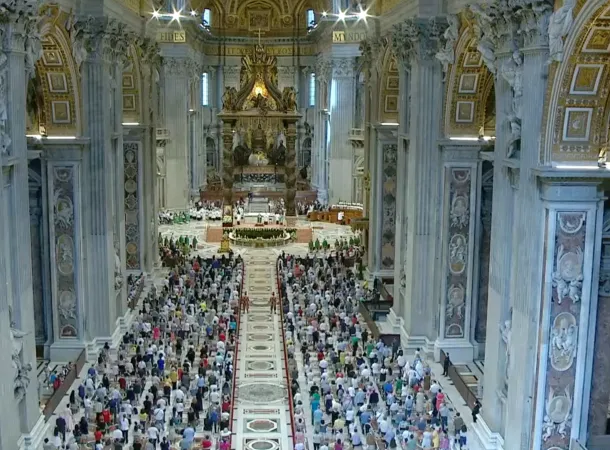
[201,436,213,449]
[94,430,103,442]
[102,408,111,424]
[219,332,226,342]
[221,400,230,413]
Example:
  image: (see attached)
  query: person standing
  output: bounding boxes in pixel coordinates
[443,353,451,376]
[269,292,278,314]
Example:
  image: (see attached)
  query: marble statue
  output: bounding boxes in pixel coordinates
[435,15,459,76]
[0,53,11,156]
[500,318,512,389]
[9,307,32,401]
[501,50,524,121]
[281,87,297,112]
[548,0,575,63]
[506,114,521,159]
[222,87,238,111]
[542,386,572,441]
[114,244,123,291]
[477,37,497,75]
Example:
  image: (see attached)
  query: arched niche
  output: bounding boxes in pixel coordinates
[541,0,610,164]
[122,45,142,124]
[442,21,494,138]
[378,49,399,124]
[32,7,82,137]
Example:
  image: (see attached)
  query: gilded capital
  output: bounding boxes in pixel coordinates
[332,58,355,78]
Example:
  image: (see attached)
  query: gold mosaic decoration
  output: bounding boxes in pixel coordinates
[30,6,81,136]
[122,46,142,123]
[379,50,399,123]
[197,0,325,36]
[443,25,493,137]
[544,1,610,162]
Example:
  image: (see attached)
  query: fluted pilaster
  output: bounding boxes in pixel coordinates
[401,52,444,346]
[162,57,191,210]
[329,58,356,203]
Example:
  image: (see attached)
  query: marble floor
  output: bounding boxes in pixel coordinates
[232,250,293,450]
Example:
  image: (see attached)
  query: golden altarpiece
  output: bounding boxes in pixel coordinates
[218,44,301,222]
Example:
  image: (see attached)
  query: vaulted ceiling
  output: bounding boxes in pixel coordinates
[193,0,329,36]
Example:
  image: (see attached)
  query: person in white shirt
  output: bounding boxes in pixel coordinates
[147,425,159,445]
[112,428,124,443]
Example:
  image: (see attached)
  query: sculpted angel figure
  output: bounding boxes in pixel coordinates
[506,114,521,158]
[548,0,576,63]
[435,15,459,76]
[501,51,524,109]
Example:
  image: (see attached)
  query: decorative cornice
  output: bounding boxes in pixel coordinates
[70,16,135,66]
[0,0,42,75]
[140,37,161,69]
[163,57,200,78]
[390,17,448,64]
[315,58,332,83]
[332,58,355,78]
[469,1,553,74]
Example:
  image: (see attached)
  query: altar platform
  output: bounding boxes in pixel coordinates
[205,220,312,244]
[200,188,317,202]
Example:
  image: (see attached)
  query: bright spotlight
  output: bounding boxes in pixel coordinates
[338,10,346,21]
[190,10,197,16]
[322,11,327,17]
[172,11,181,21]
[357,8,368,21]
[152,9,160,18]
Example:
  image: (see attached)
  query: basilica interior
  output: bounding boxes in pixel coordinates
[2,0,610,449]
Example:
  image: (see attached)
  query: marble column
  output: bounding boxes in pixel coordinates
[189,66,204,198]
[314,59,331,202]
[73,17,126,346]
[221,121,234,207]
[285,122,297,217]
[392,140,408,320]
[328,58,355,203]
[162,56,191,210]
[140,40,161,271]
[0,2,44,444]
[434,146,480,362]
[394,18,445,352]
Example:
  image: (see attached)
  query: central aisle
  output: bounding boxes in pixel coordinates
[232,250,293,450]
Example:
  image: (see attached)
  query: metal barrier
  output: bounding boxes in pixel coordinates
[42,349,87,419]
[439,350,478,409]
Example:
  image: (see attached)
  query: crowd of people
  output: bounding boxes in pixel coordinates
[278,252,469,450]
[43,253,243,450]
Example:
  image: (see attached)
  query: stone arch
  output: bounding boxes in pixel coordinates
[33,8,82,137]
[122,45,142,124]
[442,23,494,138]
[541,0,610,164]
[199,0,226,25]
[378,48,399,123]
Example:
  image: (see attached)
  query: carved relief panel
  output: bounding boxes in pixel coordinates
[442,166,475,339]
[380,144,397,270]
[537,210,593,449]
[124,142,141,270]
[49,164,81,338]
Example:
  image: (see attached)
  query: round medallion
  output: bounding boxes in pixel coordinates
[448,234,467,275]
[550,312,578,372]
[59,290,76,319]
[548,395,571,423]
[56,234,75,275]
[238,383,285,404]
[125,179,137,194]
[246,419,277,433]
[558,251,583,281]
[126,242,138,255]
[246,360,274,371]
[559,212,585,234]
[248,334,273,341]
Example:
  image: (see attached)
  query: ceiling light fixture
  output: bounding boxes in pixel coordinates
[322,11,327,17]
[555,164,601,170]
[171,8,181,22]
[122,122,140,126]
[338,10,346,21]
[357,7,368,21]
[190,10,197,16]
[380,122,398,126]
[46,136,77,140]
[152,9,160,18]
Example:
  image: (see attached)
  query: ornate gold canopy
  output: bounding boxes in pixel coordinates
[221,44,297,115]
